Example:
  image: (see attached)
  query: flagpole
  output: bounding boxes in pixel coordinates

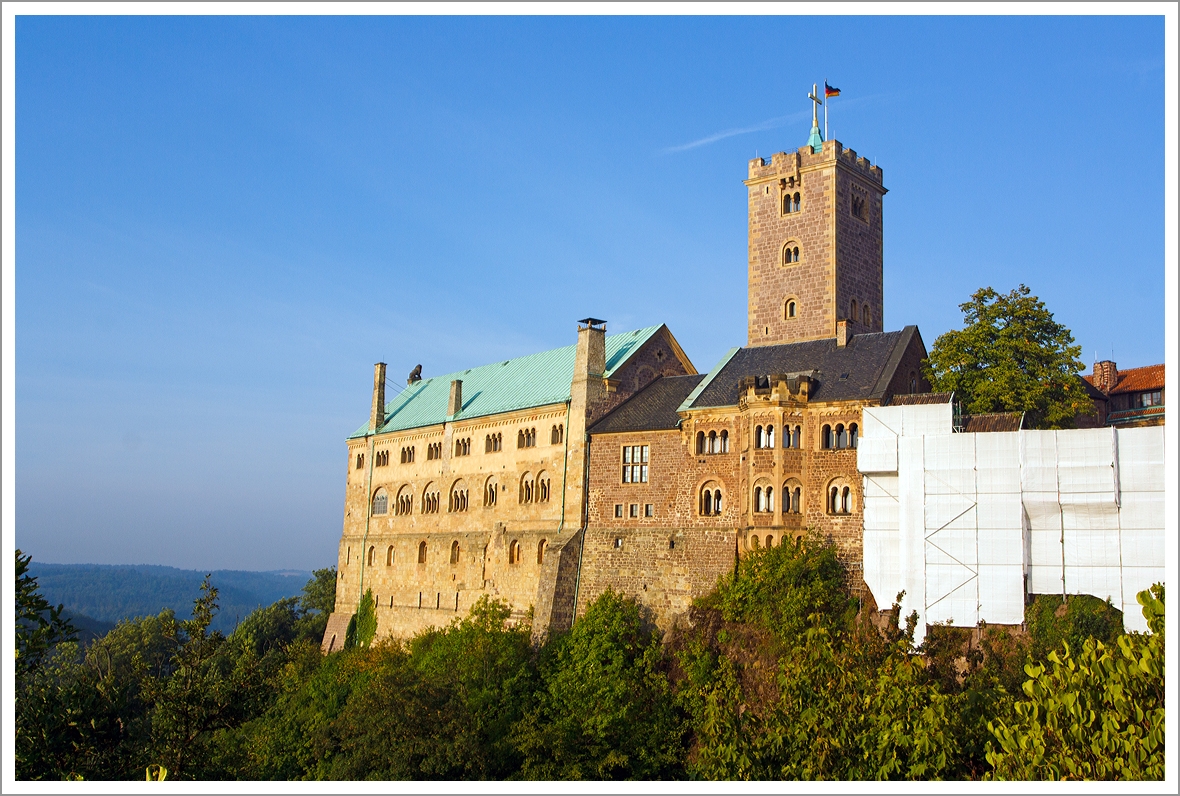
[824,81,828,141]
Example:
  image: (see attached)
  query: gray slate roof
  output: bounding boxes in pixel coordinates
[686,327,921,409]
[589,374,706,434]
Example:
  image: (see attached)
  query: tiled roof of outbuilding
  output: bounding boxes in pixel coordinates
[589,374,706,434]
[1108,364,1165,395]
[1083,363,1165,395]
[888,392,953,406]
[349,325,667,438]
[684,327,922,409]
[962,412,1024,433]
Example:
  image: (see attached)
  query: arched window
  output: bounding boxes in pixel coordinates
[835,424,847,449]
[509,540,521,565]
[784,478,803,514]
[450,540,460,565]
[517,430,526,448]
[849,423,859,449]
[708,430,717,453]
[827,480,855,515]
[785,299,797,319]
[850,299,858,322]
[396,486,413,516]
[750,535,760,549]
[755,425,764,448]
[537,539,547,565]
[822,424,833,450]
[766,425,775,448]
[484,478,498,507]
[696,431,705,454]
[355,453,364,470]
[842,487,852,514]
[700,481,723,516]
[520,473,534,504]
[485,435,493,453]
[386,546,394,566]
[766,535,774,549]
[368,546,375,566]
[372,488,388,516]
[449,481,468,512]
[829,485,840,514]
[783,193,793,214]
[418,541,427,564]
[783,242,801,265]
[551,424,564,445]
[720,430,729,453]
[766,486,774,512]
[755,486,769,513]
[793,192,801,212]
[539,475,551,503]
[863,305,871,326]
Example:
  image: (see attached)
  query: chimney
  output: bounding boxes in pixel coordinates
[836,319,851,347]
[1092,360,1118,393]
[370,363,387,432]
[572,318,607,417]
[447,379,463,418]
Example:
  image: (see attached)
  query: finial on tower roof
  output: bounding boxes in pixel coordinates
[807,83,824,153]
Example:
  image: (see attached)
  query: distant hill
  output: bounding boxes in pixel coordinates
[28,563,316,636]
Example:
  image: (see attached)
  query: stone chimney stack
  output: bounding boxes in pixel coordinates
[370,362,387,432]
[447,379,463,418]
[836,319,851,347]
[572,318,607,413]
[1092,360,1118,393]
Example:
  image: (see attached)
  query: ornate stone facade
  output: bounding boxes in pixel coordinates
[323,130,931,651]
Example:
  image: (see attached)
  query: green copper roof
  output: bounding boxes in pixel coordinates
[807,123,824,154]
[349,325,665,439]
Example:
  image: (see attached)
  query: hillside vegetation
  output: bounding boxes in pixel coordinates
[15,542,1164,781]
[27,562,312,635]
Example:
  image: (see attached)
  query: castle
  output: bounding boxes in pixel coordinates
[322,111,1029,650]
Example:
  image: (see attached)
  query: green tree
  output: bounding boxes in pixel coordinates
[314,597,536,780]
[985,585,1165,780]
[15,549,76,681]
[143,577,271,778]
[295,567,337,644]
[923,285,1092,429]
[15,550,79,780]
[513,590,685,780]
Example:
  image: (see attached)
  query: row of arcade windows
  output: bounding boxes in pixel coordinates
[753,424,805,449]
[368,539,550,568]
[695,430,730,454]
[821,423,859,450]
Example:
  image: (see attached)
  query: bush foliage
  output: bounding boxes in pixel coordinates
[15,546,1164,781]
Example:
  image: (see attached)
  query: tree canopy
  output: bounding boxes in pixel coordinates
[923,285,1092,429]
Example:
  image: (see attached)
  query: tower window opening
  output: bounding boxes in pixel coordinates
[821,424,833,450]
[786,300,797,319]
[793,192,801,212]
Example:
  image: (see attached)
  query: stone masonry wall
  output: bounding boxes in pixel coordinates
[746,140,886,348]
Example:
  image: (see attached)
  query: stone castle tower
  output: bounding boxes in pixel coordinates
[745,130,887,347]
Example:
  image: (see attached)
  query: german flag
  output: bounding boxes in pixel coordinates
[825,82,841,98]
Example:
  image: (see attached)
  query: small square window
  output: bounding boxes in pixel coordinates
[614,504,623,518]
[629,504,639,518]
[644,504,654,517]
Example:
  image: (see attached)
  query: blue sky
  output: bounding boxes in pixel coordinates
[15,14,1166,571]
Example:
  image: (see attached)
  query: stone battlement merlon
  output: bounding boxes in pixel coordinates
[746,139,883,185]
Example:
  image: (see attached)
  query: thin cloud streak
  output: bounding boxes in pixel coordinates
[662,110,811,154]
[663,92,898,155]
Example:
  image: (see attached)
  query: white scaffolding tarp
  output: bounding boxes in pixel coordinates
[859,406,1165,641]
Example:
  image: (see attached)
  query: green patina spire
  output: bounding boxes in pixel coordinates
[807,82,824,153]
[807,122,824,153]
